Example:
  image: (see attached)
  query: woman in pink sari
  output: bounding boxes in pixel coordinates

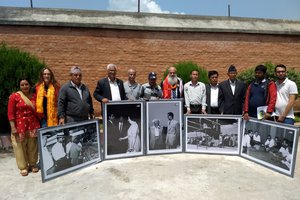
[8,78,40,176]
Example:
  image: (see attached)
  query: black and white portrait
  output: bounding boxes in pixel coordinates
[38,119,101,182]
[104,101,144,159]
[146,100,183,154]
[241,118,299,177]
[185,115,241,155]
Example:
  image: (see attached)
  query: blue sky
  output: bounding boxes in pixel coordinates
[1,0,300,20]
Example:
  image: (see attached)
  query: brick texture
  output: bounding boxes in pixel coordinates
[1,25,300,115]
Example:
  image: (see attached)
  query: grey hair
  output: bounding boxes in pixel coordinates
[107,63,117,70]
[152,119,160,123]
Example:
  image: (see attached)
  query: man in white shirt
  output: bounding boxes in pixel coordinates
[149,119,163,150]
[184,70,207,114]
[94,64,127,114]
[51,134,67,172]
[252,131,261,150]
[242,130,252,154]
[274,64,298,125]
[206,70,220,114]
[264,135,275,152]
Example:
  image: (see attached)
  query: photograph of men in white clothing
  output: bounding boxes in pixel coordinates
[241,118,298,177]
[38,120,101,182]
[146,100,183,154]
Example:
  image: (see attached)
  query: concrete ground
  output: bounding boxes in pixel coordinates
[1,139,300,200]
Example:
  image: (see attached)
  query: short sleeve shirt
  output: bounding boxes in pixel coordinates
[275,78,298,118]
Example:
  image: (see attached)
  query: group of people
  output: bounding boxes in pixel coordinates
[242,129,292,169]
[7,62,298,176]
[105,63,297,125]
[8,67,60,176]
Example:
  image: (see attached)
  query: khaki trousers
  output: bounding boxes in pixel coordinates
[11,134,38,170]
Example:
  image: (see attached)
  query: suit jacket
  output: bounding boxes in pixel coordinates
[218,79,246,115]
[93,77,127,103]
[205,83,220,114]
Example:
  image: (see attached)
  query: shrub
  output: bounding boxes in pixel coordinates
[237,62,300,91]
[0,43,45,134]
[162,61,209,84]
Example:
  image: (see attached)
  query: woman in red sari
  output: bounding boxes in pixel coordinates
[8,78,40,176]
[35,67,60,127]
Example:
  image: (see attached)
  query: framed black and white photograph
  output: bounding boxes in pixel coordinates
[38,119,101,182]
[241,118,299,177]
[104,101,144,159]
[185,115,241,155]
[146,100,183,154]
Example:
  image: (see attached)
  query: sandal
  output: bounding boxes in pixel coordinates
[20,169,29,176]
[29,166,39,173]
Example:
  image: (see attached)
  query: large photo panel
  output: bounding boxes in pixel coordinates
[38,119,101,182]
[241,118,299,177]
[185,115,241,155]
[146,100,183,155]
[104,101,144,159]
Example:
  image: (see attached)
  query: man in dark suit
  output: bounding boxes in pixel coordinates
[117,116,129,153]
[106,114,119,155]
[218,65,247,115]
[93,64,127,112]
[206,70,220,114]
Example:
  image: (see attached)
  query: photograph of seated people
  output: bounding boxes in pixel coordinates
[242,123,295,171]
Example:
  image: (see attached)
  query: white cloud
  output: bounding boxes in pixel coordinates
[108,0,170,13]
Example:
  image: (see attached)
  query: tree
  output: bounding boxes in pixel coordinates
[0,43,45,134]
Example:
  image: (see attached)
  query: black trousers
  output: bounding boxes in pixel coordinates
[210,107,220,114]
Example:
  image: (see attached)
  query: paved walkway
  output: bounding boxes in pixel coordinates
[1,139,300,200]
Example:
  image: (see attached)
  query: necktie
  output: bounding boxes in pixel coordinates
[172,89,176,99]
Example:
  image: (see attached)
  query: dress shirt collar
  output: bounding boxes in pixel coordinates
[70,80,82,88]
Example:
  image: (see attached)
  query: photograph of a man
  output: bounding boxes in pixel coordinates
[166,112,180,149]
[149,119,163,150]
[146,100,183,154]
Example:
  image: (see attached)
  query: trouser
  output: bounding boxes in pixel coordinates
[210,107,220,114]
[11,134,38,170]
[66,115,88,123]
[190,104,202,114]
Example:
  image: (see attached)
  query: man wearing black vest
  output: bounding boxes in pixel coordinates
[243,64,277,120]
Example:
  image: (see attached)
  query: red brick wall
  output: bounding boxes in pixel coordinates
[1,25,300,115]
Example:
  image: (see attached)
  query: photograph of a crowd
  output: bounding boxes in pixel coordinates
[146,100,183,154]
[104,101,144,159]
[241,118,299,177]
[185,115,241,155]
[38,119,101,182]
